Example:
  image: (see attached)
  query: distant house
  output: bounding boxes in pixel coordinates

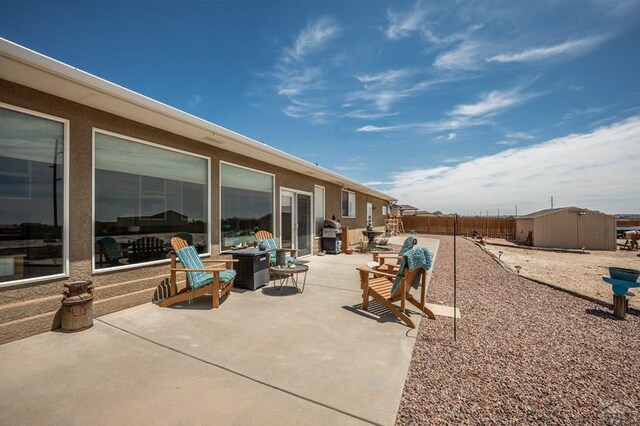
[390,204,419,216]
[515,207,616,250]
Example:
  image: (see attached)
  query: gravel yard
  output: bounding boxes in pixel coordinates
[396,235,640,424]
[482,239,639,310]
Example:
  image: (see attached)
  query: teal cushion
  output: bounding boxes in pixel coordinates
[257,239,278,250]
[175,247,236,289]
[219,269,237,283]
[175,246,210,289]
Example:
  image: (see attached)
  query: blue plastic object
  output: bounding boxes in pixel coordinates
[602,276,640,296]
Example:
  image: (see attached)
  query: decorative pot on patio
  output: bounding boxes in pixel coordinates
[61,281,94,332]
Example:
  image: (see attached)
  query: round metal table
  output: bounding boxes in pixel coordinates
[270,264,308,293]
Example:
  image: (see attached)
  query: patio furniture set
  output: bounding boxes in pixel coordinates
[159,231,437,329]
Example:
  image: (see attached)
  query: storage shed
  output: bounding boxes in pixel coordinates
[515,207,616,251]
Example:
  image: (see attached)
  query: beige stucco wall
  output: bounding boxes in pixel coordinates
[0,79,390,343]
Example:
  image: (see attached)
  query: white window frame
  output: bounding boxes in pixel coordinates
[341,189,356,218]
[0,102,70,287]
[382,205,387,216]
[218,161,276,250]
[92,128,211,274]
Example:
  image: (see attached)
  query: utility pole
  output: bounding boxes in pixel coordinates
[551,196,554,209]
[515,204,518,217]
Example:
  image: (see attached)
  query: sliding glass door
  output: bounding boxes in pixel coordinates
[280,190,312,257]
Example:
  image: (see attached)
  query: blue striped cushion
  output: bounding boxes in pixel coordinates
[219,269,237,283]
[175,246,236,289]
[175,246,211,289]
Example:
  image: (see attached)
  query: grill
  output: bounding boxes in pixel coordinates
[322,220,342,254]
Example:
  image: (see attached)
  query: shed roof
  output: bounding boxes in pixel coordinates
[517,207,614,219]
[0,38,396,202]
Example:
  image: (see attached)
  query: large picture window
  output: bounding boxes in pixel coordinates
[94,131,209,270]
[0,105,66,284]
[341,190,356,218]
[220,163,273,250]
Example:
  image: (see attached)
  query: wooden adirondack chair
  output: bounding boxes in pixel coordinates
[96,236,122,266]
[130,236,165,263]
[254,230,298,264]
[159,237,238,308]
[369,236,418,273]
[357,254,436,328]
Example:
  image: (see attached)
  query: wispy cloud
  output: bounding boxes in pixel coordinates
[442,154,473,164]
[270,17,340,123]
[450,87,537,117]
[340,110,399,119]
[385,1,428,40]
[187,94,202,108]
[505,131,534,140]
[284,17,340,63]
[379,116,640,214]
[561,106,609,121]
[356,117,489,133]
[495,131,535,145]
[487,36,607,63]
[433,40,491,71]
[346,71,456,113]
[356,84,536,133]
[355,69,417,85]
[275,66,324,97]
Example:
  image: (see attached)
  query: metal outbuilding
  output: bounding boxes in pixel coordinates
[515,207,617,251]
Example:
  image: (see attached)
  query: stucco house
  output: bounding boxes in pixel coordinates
[0,38,395,343]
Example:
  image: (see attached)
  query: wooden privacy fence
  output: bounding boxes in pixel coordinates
[401,216,516,239]
[617,220,640,227]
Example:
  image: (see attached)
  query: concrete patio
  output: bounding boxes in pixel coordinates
[0,237,440,425]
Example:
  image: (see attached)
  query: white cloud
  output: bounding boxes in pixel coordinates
[275,66,324,97]
[434,41,489,70]
[187,94,202,108]
[356,85,532,133]
[443,155,473,164]
[385,2,428,40]
[487,36,607,63]
[347,72,456,113]
[380,116,640,214]
[355,69,416,85]
[270,17,340,123]
[285,17,340,62]
[356,117,489,133]
[450,87,536,117]
[505,131,534,140]
[340,110,399,119]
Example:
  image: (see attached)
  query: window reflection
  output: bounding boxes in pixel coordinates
[94,132,208,269]
[0,106,65,283]
[220,163,273,249]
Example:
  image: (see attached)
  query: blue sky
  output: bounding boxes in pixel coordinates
[2,0,639,215]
